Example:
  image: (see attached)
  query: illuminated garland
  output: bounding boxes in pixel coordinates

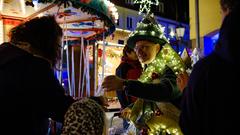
[134,0,159,15]
[130,44,185,134]
[139,43,186,83]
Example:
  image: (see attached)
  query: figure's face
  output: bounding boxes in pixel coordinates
[127,51,138,61]
[134,40,160,64]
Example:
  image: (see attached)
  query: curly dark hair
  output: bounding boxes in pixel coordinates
[10,15,63,66]
[220,0,240,12]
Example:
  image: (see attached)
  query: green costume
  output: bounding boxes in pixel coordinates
[126,14,185,135]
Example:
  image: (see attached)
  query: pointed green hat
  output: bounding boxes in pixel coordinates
[127,14,169,49]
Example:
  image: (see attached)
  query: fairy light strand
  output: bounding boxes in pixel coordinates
[138,44,186,83]
[134,0,159,15]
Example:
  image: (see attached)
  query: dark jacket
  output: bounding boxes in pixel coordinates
[124,66,182,106]
[116,57,142,108]
[0,43,75,135]
[180,5,240,135]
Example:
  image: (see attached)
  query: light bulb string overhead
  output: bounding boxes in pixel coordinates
[134,0,159,15]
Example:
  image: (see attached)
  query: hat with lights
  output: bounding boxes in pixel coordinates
[127,13,169,49]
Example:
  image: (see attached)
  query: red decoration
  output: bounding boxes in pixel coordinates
[80,0,91,4]
[3,19,22,26]
[98,49,103,57]
[151,72,160,80]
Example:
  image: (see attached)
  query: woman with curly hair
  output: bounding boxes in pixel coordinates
[0,16,75,135]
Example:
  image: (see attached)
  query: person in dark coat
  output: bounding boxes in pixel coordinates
[0,16,75,135]
[180,2,240,135]
[177,0,240,93]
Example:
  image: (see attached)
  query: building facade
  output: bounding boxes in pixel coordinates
[105,0,190,53]
[189,0,222,56]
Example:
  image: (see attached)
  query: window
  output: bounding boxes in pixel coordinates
[118,40,124,45]
[127,17,133,29]
[158,2,164,13]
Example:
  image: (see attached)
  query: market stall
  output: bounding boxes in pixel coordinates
[0,0,119,98]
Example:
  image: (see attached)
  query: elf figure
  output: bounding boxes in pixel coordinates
[102,13,185,135]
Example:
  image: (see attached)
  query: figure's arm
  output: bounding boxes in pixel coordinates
[125,68,181,102]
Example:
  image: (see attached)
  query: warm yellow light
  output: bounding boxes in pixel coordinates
[139,44,186,83]
[20,0,26,15]
[0,0,3,12]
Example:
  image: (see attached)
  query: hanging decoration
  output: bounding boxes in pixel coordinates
[98,48,103,57]
[134,0,159,15]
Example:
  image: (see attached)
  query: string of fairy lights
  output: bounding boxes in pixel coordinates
[138,43,186,83]
[134,43,185,134]
[134,0,159,15]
